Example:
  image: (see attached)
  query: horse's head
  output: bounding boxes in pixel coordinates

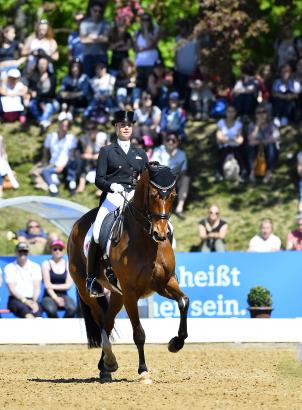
[142,162,176,242]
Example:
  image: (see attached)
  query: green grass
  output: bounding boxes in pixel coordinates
[0,118,301,254]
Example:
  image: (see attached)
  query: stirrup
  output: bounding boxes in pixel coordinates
[86,277,104,298]
[105,269,122,295]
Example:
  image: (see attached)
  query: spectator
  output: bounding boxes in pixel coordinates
[57,58,92,114]
[147,59,174,109]
[27,55,59,132]
[41,239,76,318]
[286,214,302,251]
[198,205,228,252]
[4,242,42,318]
[0,68,29,125]
[274,23,297,69]
[256,63,274,105]
[248,218,281,252]
[188,77,215,121]
[247,103,280,183]
[160,91,187,142]
[0,25,25,79]
[232,61,259,118]
[108,18,133,77]
[151,131,189,218]
[142,134,154,160]
[133,13,160,89]
[41,118,78,196]
[16,219,53,255]
[133,90,161,144]
[115,57,140,110]
[75,122,109,193]
[0,134,19,197]
[80,2,110,78]
[215,104,244,181]
[21,19,59,75]
[67,11,85,63]
[271,63,301,126]
[296,151,302,213]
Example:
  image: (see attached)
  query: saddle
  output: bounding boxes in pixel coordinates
[98,209,123,257]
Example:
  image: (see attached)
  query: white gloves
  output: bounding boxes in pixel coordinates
[110,183,124,193]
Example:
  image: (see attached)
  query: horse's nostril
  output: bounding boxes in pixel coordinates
[154,231,166,242]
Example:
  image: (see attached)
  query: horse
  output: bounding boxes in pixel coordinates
[67,162,189,384]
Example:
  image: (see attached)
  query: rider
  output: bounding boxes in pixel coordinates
[86,110,149,297]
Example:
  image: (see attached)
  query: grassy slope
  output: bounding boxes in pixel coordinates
[0,118,300,255]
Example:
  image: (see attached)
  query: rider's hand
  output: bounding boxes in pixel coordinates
[110,183,124,193]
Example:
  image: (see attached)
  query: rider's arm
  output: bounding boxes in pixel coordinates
[95,146,112,192]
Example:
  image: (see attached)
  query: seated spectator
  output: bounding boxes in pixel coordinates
[247,103,280,183]
[151,131,189,218]
[147,59,174,109]
[215,104,244,181]
[4,242,42,318]
[21,19,59,75]
[27,55,59,132]
[0,134,19,197]
[160,91,187,142]
[256,63,273,105]
[41,239,76,318]
[75,122,109,193]
[16,219,53,255]
[286,214,302,250]
[115,57,140,110]
[41,118,78,196]
[0,68,29,125]
[142,134,154,160]
[133,91,161,144]
[232,61,259,118]
[271,63,301,126]
[248,218,281,252]
[108,18,133,77]
[188,77,215,121]
[84,62,115,124]
[198,205,228,252]
[67,11,85,63]
[57,58,92,114]
[0,25,25,79]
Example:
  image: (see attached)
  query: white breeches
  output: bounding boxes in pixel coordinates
[93,190,134,243]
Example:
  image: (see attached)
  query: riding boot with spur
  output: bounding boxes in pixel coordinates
[86,238,104,298]
[103,258,122,295]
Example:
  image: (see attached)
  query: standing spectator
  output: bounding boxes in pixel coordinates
[198,205,228,252]
[286,215,302,251]
[42,118,78,196]
[16,219,53,255]
[232,61,259,118]
[274,23,297,69]
[248,218,281,252]
[115,57,140,110]
[4,242,42,318]
[108,18,132,77]
[27,56,59,132]
[247,103,280,183]
[0,134,19,197]
[133,90,161,144]
[21,19,59,75]
[80,2,110,78]
[151,131,189,218]
[0,25,25,79]
[67,11,85,63]
[41,239,76,318]
[160,91,187,142]
[133,13,160,89]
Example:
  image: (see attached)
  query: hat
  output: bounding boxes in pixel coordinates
[142,135,154,147]
[112,110,136,125]
[8,68,21,79]
[50,239,65,249]
[16,242,29,252]
[169,91,180,101]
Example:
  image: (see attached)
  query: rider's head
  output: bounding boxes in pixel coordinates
[112,110,136,142]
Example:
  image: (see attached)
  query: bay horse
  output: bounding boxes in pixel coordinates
[67,163,189,384]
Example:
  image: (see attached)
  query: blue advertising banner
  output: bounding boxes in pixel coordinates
[152,252,302,319]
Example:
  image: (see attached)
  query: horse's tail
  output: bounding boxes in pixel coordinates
[79,295,108,348]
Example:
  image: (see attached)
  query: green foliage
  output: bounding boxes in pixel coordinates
[247,286,273,307]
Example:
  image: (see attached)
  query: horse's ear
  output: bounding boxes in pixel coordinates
[148,161,160,168]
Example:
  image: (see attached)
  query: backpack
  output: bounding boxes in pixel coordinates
[223,153,240,181]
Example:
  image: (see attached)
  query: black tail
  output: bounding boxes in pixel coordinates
[79,295,108,348]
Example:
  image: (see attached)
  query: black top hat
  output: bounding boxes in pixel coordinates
[112,110,136,125]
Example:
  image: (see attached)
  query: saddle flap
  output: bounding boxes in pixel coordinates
[111,214,124,247]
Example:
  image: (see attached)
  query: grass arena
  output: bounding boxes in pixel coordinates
[1,343,302,410]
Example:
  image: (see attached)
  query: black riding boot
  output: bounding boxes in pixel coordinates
[103,258,122,295]
[86,238,104,298]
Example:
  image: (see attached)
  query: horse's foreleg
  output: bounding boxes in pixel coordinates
[159,275,189,353]
[123,290,152,384]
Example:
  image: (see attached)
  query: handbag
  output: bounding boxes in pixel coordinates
[254,144,267,177]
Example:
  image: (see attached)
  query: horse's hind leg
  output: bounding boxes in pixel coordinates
[159,275,189,353]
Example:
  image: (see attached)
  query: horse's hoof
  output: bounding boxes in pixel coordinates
[139,371,152,385]
[100,371,112,383]
[104,361,118,373]
[168,336,184,353]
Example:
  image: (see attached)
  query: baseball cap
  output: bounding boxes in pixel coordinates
[169,91,180,101]
[8,68,21,79]
[50,239,65,249]
[16,242,29,252]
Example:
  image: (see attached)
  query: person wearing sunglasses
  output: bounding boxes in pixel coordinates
[198,205,228,252]
[4,242,42,318]
[41,240,76,318]
[16,219,49,254]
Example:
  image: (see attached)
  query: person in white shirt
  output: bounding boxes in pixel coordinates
[248,218,281,252]
[41,117,78,196]
[4,242,42,318]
